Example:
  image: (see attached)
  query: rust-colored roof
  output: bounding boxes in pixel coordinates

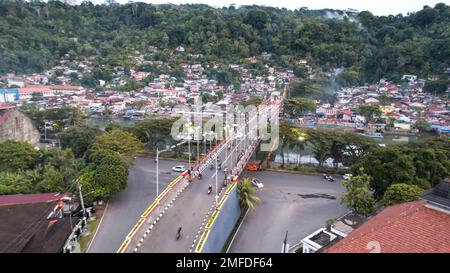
[0,193,66,207]
[0,103,14,110]
[325,200,450,253]
[18,85,83,95]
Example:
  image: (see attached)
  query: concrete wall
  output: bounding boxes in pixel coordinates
[201,186,241,253]
[0,110,40,145]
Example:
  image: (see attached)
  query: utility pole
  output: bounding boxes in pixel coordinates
[77,181,86,219]
[156,147,160,203]
[282,230,289,253]
[44,120,48,141]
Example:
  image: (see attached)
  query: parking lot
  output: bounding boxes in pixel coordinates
[228,171,348,253]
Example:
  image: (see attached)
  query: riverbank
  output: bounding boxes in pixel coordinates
[265,162,348,176]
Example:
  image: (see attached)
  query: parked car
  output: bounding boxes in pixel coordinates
[247,162,261,171]
[172,165,185,172]
[343,174,353,180]
[250,178,264,189]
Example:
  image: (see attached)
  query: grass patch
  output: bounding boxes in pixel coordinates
[79,217,101,252]
[78,204,106,253]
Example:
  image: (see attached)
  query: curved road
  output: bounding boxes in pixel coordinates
[87,158,183,253]
[137,143,234,252]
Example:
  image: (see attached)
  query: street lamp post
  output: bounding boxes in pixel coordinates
[297,136,305,166]
[215,155,219,207]
[203,133,207,156]
[196,126,201,165]
[77,182,86,219]
[188,138,191,170]
[156,147,160,202]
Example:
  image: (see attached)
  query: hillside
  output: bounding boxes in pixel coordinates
[0,1,449,84]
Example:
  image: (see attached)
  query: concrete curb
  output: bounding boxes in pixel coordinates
[86,201,109,253]
[225,209,249,253]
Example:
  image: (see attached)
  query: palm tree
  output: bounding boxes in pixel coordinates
[236,178,261,210]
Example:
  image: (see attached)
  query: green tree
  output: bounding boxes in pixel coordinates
[307,129,331,167]
[0,170,40,195]
[341,174,376,216]
[293,66,307,78]
[289,79,322,99]
[79,149,129,202]
[357,105,381,123]
[284,98,316,118]
[381,183,422,206]
[413,120,432,133]
[131,118,176,151]
[0,140,39,172]
[237,177,261,210]
[92,129,145,159]
[58,125,102,158]
[39,165,64,193]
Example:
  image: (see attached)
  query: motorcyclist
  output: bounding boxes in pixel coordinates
[208,185,212,193]
[198,173,202,179]
[176,225,182,239]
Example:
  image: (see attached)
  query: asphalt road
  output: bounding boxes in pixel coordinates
[87,157,184,253]
[137,143,234,252]
[228,171,348,253]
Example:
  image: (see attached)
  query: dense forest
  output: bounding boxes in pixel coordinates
[0,1,449,83]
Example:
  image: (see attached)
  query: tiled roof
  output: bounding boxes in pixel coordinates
[325,200,450,253]
[0,193,66,207]
[422,179,450,209]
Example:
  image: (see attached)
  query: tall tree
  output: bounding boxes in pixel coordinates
[341,174,376,216]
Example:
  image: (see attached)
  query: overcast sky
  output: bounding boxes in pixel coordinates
[88,0,449,16]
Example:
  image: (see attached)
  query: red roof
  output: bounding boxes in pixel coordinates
[0,193,66,207]
[0,109,13,126]
[18,85,83,95]
[325,200,450,253]
[0,103,14,110]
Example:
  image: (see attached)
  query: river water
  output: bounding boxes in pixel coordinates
[274,134,433,167]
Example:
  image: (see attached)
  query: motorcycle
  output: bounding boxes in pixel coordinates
[198,173,202,180]
[210,164,214,170]
[327,176,335,182]
[208,186,212,195]
[176,226,182,240]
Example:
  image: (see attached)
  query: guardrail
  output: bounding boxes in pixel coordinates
[194,183,237,253]
[193,138,261,253]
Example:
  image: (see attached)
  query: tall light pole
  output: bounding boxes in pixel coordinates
[215,155,219,207]
[77,181,86,219]
[196,126,201,165]
[156,143,182,203]
[188,137,191,170]
[156,147,160,202]
[297,136,305,166]
[224,125,229,170]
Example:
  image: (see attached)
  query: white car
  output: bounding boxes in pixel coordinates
[251,178,264,189]
[172,165,185,172]
[343,174,353,180]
